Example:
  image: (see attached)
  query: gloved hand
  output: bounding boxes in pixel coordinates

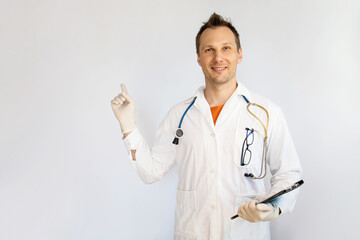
[111,83,136,134]
[237,200,280,222]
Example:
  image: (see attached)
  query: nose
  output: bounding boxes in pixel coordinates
[213,50,224,63]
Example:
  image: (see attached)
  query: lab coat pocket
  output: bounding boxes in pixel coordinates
[175,189,197,239]
[230,196,270,240]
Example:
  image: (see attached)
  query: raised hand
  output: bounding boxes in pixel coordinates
[111,83,136,134]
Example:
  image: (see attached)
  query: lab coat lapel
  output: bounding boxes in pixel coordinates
[190,83,254,129]
[214,82,252,128]
[192,86,215,129]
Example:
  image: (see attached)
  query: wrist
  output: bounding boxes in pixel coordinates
[123,131,132,138]
[120,122,136,135]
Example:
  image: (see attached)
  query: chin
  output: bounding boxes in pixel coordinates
[212,77,232,85]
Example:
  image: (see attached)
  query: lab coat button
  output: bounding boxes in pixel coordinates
[210,132,215,137]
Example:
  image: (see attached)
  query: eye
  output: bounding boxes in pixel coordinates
[223,46,231,50]
[205,48,213,52]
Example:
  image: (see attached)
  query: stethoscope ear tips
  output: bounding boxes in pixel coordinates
[244,173,254,178]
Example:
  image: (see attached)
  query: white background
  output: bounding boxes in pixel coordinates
[1,0,359,239]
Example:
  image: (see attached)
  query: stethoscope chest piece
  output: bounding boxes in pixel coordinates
[172,128,183,145]
[175,128,184,138]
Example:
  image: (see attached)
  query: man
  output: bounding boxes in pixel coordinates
[111,13,301,240]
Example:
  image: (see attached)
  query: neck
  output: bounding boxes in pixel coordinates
[204,80,237,107]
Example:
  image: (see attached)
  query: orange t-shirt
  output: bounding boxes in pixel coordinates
[210,105,224,125]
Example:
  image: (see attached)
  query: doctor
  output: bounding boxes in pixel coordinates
[111,13,302,240]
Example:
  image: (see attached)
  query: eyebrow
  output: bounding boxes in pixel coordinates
[221,42,234,46]
[202,42,235,49]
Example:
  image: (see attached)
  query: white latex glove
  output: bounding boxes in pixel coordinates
[111,83,136,134]
[237,200,280,222]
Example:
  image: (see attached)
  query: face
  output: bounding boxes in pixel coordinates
[197,26,242,86]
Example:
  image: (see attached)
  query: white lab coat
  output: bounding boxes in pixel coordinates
[123,83,302,240]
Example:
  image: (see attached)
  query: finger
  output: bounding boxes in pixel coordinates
[256,203,272,212]
[239,207,252,222]
[122,91,133,103]
[121,83,128,94]
[111,99,119,105]
[243,201,253,214]
[240,202,251,217]
[249,200,258,210]
[239,202,246,209]
[114,96,123,104]
[243,201,252,213]
[117,94,126,102]
[237,203,246,217]
[237,203,246,215]
[245,201,258,222]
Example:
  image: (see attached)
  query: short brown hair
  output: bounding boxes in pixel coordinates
[196,13,241,53]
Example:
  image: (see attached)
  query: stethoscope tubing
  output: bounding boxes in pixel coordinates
[174,94,269,180]
[178,96,197,129]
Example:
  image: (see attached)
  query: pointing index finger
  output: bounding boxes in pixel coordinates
[121,83,128,94]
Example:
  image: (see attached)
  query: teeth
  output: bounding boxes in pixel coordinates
[213,67,226,70]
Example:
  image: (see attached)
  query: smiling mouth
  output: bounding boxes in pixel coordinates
[211,66,227,72]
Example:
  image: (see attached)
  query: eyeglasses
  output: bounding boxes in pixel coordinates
[241,128,254,166]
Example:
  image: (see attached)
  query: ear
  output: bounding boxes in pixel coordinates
[197,52,201,66]
[237,47,243,64]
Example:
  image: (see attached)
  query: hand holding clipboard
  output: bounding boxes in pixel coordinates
[231,180,304,220]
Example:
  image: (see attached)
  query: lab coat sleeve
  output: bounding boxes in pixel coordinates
[122,111,176,184]
[266,107,302,214]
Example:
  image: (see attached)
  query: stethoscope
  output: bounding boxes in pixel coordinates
[172,96,197,145]
[241,95,269,180]
[172,94,269,180]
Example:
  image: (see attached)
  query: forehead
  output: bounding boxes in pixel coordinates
[199,26,236,49]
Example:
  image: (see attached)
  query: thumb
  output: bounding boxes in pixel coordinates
[122,91,133,103]
[121,83,129,94]
[256,203,273,212]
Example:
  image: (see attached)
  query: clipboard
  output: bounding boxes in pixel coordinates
[231,180,304,220]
